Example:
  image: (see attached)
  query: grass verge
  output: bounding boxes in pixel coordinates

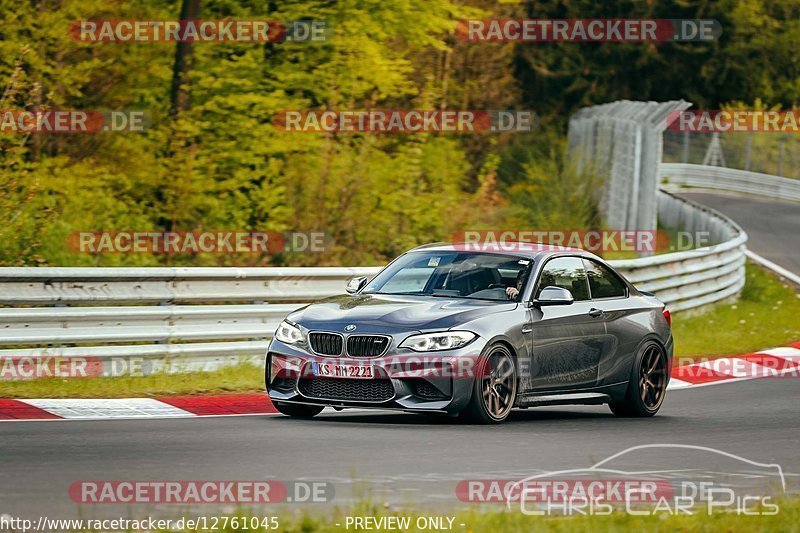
[673,262,800,361]
[69,497,800,532]
[2,262,797,399]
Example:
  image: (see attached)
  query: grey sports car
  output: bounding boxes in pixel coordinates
[265,242,673,423]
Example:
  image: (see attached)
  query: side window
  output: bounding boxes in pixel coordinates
[584,259,627,299]
[535,257,590,301]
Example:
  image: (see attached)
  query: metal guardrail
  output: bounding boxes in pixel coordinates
[661,163,800,202]
[0,266,380,305]
[0,191,746,375]
[0,267,381,375]
[617,190,747,312]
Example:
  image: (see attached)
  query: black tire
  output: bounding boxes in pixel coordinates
[609,340,668,417]
[272,401,324,418]
[459,344,517,424]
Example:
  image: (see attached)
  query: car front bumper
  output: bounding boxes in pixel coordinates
[265,337,489,414]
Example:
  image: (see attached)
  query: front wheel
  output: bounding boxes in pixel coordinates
[272,401,324,418]
[609,341,668,417]
[459,344,517,424]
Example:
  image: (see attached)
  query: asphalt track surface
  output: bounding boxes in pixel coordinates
[677,190,800,275]
[1,378,798,519]
[1,190,799,520]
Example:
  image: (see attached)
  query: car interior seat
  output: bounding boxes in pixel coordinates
[444,267,501,296]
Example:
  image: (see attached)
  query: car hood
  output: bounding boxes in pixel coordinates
[288,293,518,334]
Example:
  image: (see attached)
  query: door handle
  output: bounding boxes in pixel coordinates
[588,308,604,318]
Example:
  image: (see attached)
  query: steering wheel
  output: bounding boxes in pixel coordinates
[488,283,505,289]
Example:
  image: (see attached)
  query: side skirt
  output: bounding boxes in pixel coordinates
[516,392,612,408]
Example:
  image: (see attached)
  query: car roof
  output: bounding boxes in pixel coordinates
[408,242,603,261]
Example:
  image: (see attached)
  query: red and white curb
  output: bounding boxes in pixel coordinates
[0,395,278,421]
[669,341,800,389]
[1,342,798,422]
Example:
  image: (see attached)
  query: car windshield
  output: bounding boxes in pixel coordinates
[362,251,532,301]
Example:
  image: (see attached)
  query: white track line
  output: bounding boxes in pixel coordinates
[666,378,693,389]
[744,249,800,286]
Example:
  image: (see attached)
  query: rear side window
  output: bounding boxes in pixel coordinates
[584,259,627,299]
[535,256,590,301]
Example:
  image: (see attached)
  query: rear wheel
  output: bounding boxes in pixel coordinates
[272,401,324,418]
[609,341,668,417]
[460,344,517,424]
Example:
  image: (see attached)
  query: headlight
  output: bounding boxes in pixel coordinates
[275,320,303,344]
[399,331,477,352]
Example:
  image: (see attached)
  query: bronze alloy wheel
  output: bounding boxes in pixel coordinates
[459,344,518,424]
[639,344,667,411]
[610,340,668,417]
[479,348,517,421]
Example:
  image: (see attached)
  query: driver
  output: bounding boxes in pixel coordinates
[506,270,526,300]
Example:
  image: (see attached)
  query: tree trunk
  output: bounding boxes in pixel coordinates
[169,0,201,117]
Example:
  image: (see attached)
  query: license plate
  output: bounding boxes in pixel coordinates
[311,361,374,379]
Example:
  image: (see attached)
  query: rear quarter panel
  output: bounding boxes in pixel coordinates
[597,295,672,386]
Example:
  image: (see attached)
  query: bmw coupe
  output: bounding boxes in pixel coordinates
[265,242,673,423]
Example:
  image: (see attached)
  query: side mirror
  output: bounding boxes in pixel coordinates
[346,276,368,294]
[531,286,574,306]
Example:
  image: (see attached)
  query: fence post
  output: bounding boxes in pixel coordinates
[682,130,690,163]
[744,134,752,171]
